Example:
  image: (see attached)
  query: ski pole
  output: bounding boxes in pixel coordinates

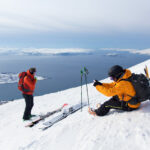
[84,67,90,106]
[80,70,83,111]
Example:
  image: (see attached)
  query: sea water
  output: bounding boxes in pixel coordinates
[0,50,149,102]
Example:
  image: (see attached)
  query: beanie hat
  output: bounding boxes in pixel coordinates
[29,68,36,74]
[108,65,124,79]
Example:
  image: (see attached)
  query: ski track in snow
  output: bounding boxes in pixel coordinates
[0,59,150,150]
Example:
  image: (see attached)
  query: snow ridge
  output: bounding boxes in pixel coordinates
[0,59,150,150]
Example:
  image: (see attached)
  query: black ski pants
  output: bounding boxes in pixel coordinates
[23,94,34,120]
[95,96,136,116]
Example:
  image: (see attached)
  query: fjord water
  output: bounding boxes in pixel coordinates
[0,50,149,101]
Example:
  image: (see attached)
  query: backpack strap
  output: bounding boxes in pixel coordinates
[126,95,139,105]
[119,78,139,105]
[22,74,32,92]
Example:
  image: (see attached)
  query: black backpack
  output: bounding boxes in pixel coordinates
[122,73,150,105]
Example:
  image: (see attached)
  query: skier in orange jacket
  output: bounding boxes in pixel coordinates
[89,65,140,116]
[22,68,37,120]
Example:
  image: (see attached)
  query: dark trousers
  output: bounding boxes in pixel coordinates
[23,94,34,119]
[95,96,136,116]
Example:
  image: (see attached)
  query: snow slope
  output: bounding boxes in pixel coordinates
[0,59,150,150]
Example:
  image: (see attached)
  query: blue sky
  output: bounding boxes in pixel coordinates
[0,0,150,49]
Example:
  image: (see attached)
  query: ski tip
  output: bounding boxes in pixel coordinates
[63,103,68,107]
[25,124,31,127]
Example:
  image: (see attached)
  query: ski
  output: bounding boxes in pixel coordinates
[144,65,150,79]
[25,103,68,127]
[41,103,87,131]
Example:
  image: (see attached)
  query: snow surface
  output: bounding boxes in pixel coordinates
[0,73,45,84]
[0,59,150,150]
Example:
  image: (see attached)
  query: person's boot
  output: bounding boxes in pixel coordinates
[29,114,37,118]
[23,117,30,121]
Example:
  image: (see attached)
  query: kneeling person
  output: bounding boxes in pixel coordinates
[89,65,140,116]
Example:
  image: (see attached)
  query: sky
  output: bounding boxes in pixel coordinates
[0,0,150,48]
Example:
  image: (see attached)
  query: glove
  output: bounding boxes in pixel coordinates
[93,80,102,87]
[35,77,37,82]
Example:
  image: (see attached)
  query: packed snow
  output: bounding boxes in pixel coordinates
[0,59,150,150]
[0,73,45,84]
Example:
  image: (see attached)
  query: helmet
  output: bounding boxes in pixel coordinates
[108,65,124,79]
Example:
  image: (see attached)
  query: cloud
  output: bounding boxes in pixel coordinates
[100,48,150,55]
[0,47,94,56]
[0,0,150,35]
[0,47,150,56]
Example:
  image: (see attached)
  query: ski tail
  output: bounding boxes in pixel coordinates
[62,103,68,108]
[144,65,150,79]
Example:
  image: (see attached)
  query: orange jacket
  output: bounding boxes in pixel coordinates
[23,70,36,95]
[95,69,140,109]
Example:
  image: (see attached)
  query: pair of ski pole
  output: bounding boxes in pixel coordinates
[80,67,90,111]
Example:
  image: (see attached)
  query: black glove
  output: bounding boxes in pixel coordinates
[93,80,102,87]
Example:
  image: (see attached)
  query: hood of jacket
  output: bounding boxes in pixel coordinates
[117,69,132,83]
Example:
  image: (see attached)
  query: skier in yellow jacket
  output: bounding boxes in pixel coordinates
[89,65,140,116]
